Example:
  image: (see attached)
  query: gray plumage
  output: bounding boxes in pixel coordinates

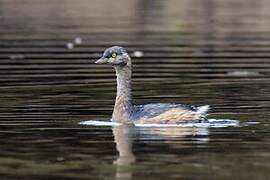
[132,103,197,120]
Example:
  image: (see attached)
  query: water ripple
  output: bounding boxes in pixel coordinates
[80,119,240,128]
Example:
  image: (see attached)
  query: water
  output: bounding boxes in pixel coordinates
[80,119,240,128]
[0,0,270,179]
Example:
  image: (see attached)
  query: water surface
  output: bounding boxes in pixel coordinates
[0,0,270,179]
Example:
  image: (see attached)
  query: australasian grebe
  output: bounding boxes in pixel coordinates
[95,46,210,124]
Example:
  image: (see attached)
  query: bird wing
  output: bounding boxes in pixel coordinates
[131,103,199,121]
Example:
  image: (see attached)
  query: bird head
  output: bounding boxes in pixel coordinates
[95,46,130,67]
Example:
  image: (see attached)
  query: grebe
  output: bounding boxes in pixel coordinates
[95,46,210,124]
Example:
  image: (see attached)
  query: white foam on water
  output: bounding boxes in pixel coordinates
[244,121,260,125]
[79,119,240,128]
[80,120,121,126]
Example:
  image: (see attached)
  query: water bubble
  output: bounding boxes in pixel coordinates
[66,42,74,49]
[74,37,82,45]
[133,51,144,58]
[227,71,261,77]
[56,157,65,162]
[9,55,25,60]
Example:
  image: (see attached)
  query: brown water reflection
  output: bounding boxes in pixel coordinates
[0,0,270,179]
[113,126,136,180]
[113,125,210,180]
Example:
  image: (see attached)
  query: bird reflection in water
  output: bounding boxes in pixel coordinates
[112,125,209,180]
[113,125,136,180]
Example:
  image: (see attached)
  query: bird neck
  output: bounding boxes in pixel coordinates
[112,64,133,123]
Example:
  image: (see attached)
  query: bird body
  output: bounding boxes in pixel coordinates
[133,104,209,124]
[95,46,210,124]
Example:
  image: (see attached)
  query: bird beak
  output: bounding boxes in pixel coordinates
[95,57,108,64]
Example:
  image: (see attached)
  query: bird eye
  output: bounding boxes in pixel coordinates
[111,53,117,58]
